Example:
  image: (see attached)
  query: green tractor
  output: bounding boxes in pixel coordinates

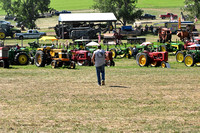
[0,22,21,39]
[159,42,184,54]
[8,46,30,65]
[110,44,133,59]
[182,44,200,67]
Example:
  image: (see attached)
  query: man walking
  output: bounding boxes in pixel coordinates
[92,45,105,86]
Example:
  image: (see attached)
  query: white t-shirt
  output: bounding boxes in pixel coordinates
[94,49,105,67]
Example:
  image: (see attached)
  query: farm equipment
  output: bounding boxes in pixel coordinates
[136,50,169,68]
[183,44,200,67]
[158,28,172,43]
[0,47,9,68]
[0,22,21,39]
[105,51,115,67]
[8,46,30,65]
[160,42,183,54]
[35,47,75,69]
[71,50,92,66]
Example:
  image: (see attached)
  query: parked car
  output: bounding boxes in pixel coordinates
[160,13,178,19]
[140,14,156,20]
[55,10,71,16]
[15,29,46,40]
[4,15,15,20]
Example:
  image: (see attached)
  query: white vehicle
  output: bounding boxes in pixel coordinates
[15,29,46,40]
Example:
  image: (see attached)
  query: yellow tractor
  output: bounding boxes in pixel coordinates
[35,46,75,69]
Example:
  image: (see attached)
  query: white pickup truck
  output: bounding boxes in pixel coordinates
[15,29,46,39]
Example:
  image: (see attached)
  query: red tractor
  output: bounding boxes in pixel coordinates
[71,50,92,66]
[136,51,169,68]
[0,47,9,68]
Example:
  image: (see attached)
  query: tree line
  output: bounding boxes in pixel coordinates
[0,0,198,29]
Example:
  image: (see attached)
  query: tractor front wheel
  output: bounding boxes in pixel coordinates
[137,53,149,67]
[161,61,167,68]
[184,54,194,67]
[68,61,76,69]
[15,52,29,65]
[150,61,158,67]
[51,60,57,69]
[176,51,184,63]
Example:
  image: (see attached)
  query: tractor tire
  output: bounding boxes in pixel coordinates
[68,61,76,69]
[176,51,185,63]
[58,62,63,67]
[77,60,84,66]
[15,52,30,65]
[29,51,35,65]
[0,32,6,40]
[2,59,9,68]
[35,51,46,67]
[162,17,166,19]
[51,60,57,69]
[160,45,167,52]
[150,61,158,67]
[110,48,117,58]
[137,53,149,67]
[111,60,115,66]
[184,54,194,67]
[127,47,133,59]
[161,61,167,68]
[106,60,111,67]
[19,36,24,40]
[136,53,142,65]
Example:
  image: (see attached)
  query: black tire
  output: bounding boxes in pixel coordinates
[35,51,46,67]
[15,52,29,65]
[29,51,35,65]
[176,51,185,63]
[184,54,194,67]
[19,36,23,40]
[68,61,76,69]
[161,61,167,68]
[110,48,117,58]
[111,60,115,66]
[3,59,9,68]
[106,60,111,67]
[58,62,63,67]
[136,53,141,65]
[127,47,133,59]
[162,17,165,19]
[137,53,149,67]
[51,60,57,69]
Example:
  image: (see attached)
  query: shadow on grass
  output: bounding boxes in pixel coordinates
[109,85,130,88]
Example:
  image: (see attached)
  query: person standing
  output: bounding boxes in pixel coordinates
[92,45,105,86]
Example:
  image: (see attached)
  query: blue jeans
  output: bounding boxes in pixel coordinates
[96,65,105,85]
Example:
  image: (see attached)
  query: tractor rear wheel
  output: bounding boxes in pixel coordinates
[35,51,46,67]
[15,52,29,65]
[0,32,6,40]
[137,53,149,67]
[184,54,194,67]
[161,61,167,68]
[110,48,117,58]
[176,51,184,63]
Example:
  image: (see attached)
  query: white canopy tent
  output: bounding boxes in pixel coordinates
[58,13,117,39]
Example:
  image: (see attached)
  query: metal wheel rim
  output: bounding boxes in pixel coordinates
[37,54,42,64]
[185,56,193,66]
[176,53,184,62]
[139,55,146,66]
[161,62,166,68]
[19,55,28,64]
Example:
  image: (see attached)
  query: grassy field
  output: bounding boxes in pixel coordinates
[0,56,200,132]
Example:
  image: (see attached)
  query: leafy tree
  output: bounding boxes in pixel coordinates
[183,0,200,19]
[0,0,51,29]
[93,0,143,26]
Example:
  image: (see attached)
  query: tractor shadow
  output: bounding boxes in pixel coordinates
[109,85,130,88]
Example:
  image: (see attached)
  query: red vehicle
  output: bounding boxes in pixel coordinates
[160,13,178,19]
[184,39,200,50]
[71,50,92,66]
[136,51,169,68]
[105,51,115,67]
[0,47,9,68]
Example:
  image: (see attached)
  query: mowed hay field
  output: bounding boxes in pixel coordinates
[0,0,200,132]
[0,56,200,132]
